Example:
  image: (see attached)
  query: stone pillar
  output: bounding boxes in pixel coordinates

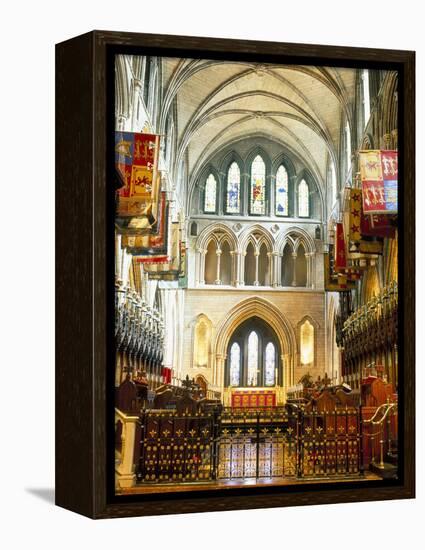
[254,250,260,286]
[383,132,392,150]
[197,248,206,284]
[291,252,298,287]
[117,114,127,131]
[231,251,242,287]
[215,249,222,285]
[241,251,247,286]
[131,78,143,130]
[305,252,315,288]
[215,354,225,387]
[391,129,398,150]
[270,252,280,288]
[267,252,276,287]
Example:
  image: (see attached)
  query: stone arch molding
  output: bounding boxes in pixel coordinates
[276,226,316,255]
[213,296,297,389]
[197,223,238,252]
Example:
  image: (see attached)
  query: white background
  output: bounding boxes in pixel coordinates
[1,1,423,548]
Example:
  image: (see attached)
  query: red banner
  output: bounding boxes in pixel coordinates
[360,211,396,238]
[161,367,172,384]
[334,222,347,271]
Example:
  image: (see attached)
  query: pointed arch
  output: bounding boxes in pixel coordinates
[197,223,238,252]
[191,314,213,369]
[298,178,310,217]
[276,227,316,256]
[296,315,320,368]
[204,173,218,213]
[214,296,297,389]
[239,224,275,253]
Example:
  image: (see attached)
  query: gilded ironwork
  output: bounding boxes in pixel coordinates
[137,405,362,484]
[138,411,216,483]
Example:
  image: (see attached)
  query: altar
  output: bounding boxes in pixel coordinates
[230,388,277,408]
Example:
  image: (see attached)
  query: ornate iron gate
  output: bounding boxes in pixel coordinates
[137,411,217,483]
[137,406,362,484]
[299,407,361,477]
[217,408,298,479]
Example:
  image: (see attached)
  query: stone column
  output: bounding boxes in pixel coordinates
[291,252,298,287]
[197,248,206,284]
[215,354,225,387]
[383,132,392,150]
[305,252,315,288]
[241,251,247,286]
[305,252,311,287]
[391,129,398,150]
[131,78,143,130]
[254,250,260,286]
[231,251,242,287]
[117,114,127,131]
[215,249,222,285]
[267,252,275,287]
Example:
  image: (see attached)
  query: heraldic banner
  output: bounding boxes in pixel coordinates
[115,132,160,221]
[359,150,398,214]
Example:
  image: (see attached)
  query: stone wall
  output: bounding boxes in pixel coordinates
[181,287,327,398]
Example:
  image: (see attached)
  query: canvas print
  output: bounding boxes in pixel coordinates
[113,53,399,495]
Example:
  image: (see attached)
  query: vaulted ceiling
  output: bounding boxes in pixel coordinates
[159,58,358,189]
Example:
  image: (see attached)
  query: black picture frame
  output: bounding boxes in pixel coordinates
[55,30,415,519]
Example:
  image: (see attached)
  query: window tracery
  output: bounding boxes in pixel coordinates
[226,162,240,213]
[204,174,217,213]
[275,165,289,216]
[298,179,309,217]
[250,155,266,215]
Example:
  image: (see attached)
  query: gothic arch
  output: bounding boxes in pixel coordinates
[294,169,323,219]
[239,224,275,253]
[191,313,213,369]
[296,315,320,367]
[197,223,238,252]
[276,227,316,255]
[213,297,297,388]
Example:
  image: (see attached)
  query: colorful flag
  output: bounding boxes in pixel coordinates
[349,189,362,244]
[115,131,160,199]
[359,150,398,214]
[334,223,347,271]
[122,192,170,260]
[360,211,396,239]
[324,253,355,291]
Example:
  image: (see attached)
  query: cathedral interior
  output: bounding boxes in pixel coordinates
[114,54,399,493]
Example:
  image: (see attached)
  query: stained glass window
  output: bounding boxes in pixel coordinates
[250,155,266,215]
[204,174,217,213]
[247,331,259,386]
[298,179,309,217]
[275,165,289,216]
[229,342,241,386]
[226,162,240,213]
[300,320,314,365]
[265,342,276,386]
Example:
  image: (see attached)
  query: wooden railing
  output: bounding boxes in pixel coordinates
[363,401,398,474]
